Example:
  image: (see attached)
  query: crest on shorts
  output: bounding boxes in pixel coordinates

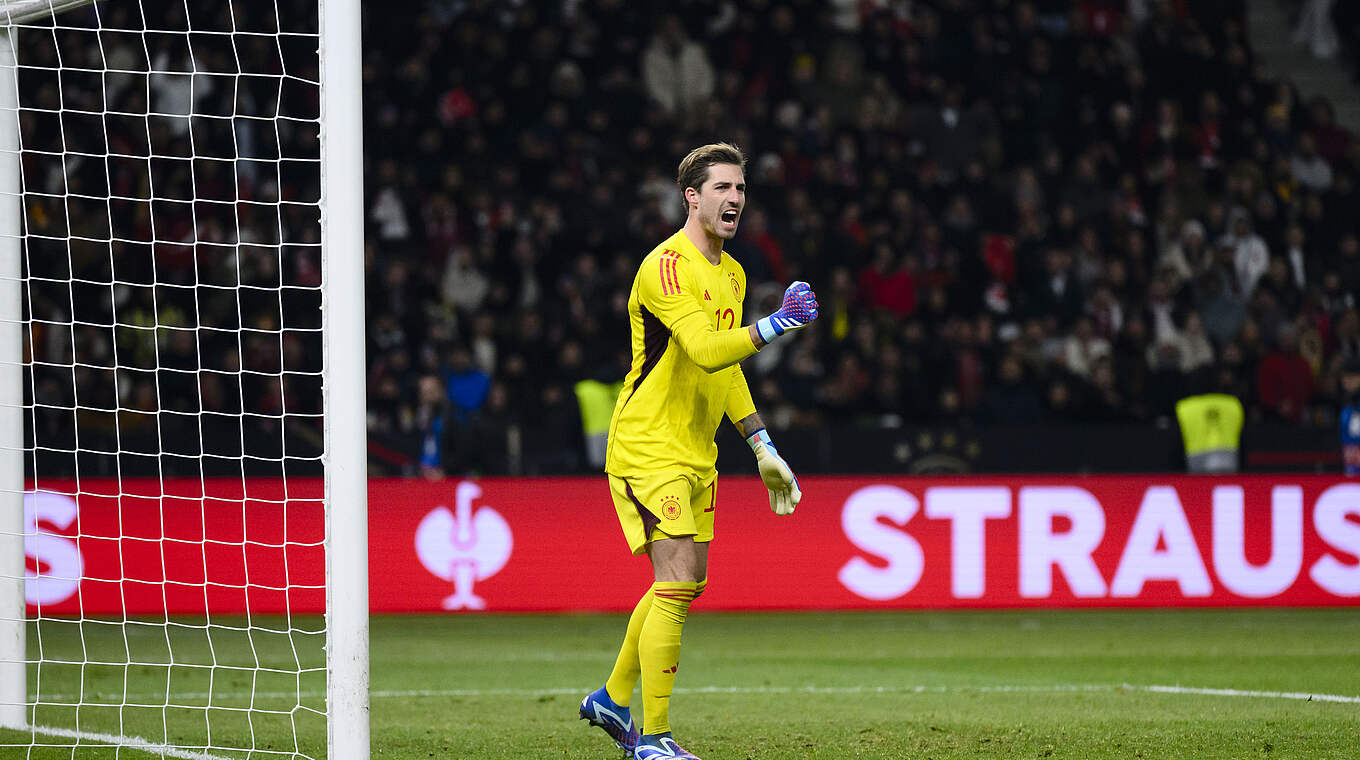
[660,496,682,521]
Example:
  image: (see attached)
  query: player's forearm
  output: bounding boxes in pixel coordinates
[671,315,760,372]
[733,411,764,438]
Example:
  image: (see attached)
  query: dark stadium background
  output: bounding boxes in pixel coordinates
[18,0,1360,477]
[359,0,1360,477]
[8,4,1360,758]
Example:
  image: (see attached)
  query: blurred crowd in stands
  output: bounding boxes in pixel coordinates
[15,1,1357,477]
[19,2,323,475]
[359,0,1360,475]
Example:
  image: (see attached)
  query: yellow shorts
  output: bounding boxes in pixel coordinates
[608,471,716,555]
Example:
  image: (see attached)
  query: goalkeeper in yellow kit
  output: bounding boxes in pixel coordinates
[578,143,819,760]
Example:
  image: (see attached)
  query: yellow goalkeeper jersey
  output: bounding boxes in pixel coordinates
[606,229,760,480]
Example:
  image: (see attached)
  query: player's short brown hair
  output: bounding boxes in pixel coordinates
[676,142,747,200]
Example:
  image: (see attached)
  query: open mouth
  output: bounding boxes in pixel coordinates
[720,209,739,227]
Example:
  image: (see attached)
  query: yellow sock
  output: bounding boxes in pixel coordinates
[604,586,653,706]
[639,581,697,735]
[603,580,705,708]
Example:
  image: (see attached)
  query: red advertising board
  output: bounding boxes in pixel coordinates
[21,476,1360,615]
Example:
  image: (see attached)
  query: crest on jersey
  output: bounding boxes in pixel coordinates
[728,272,741,299]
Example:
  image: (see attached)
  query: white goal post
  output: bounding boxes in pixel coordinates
[0,0,368,757]
[319,0,369,757]
[1,1,99,737]
[0,3,32,736]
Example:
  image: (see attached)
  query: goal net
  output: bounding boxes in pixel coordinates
[0,0,367,758]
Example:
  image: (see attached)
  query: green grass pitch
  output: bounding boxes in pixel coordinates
[3,608,1358,759]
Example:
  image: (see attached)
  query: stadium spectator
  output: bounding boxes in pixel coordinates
[1258,324,1316,423]
[1063,316,1112,379]
[1177,311,1217,376]
[415,375,449,480]
[1338,233,1360,295]
[641,15,715,117]
[858,243,918,318]
[1290,132,1334,192]
[370,160,413,242]
[1029,248,1085,326]
[445,347,490,424]
[1227,208,1271,297]
[1258,256,1304,316]
[1160,219,1209,288]
[443,245,491,315]
[1195,268,1248,346]
[1293,0,1340,59]
[979,354,1043,424]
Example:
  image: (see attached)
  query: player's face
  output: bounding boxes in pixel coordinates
[692,163,745,240]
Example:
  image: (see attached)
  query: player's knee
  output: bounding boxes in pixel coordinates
[654,562,703,583]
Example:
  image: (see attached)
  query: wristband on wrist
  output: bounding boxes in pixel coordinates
[755,317,780,344]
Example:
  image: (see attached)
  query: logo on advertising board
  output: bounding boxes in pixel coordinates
[415,481,513,610]
[24,491,84,607]
[836,483,1360,603]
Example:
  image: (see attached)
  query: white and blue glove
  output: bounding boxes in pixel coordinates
[746,429,801,516]
[755,281,819,344]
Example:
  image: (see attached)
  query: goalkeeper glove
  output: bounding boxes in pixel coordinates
[746,428,801,516]
[755,281,819,344]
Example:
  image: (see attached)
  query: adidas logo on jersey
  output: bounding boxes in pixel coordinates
[704,290,711,301]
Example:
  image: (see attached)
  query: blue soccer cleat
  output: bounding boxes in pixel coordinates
[579,686,640,757]
[635,732,702,760]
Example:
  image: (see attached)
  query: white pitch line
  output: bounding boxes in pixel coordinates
[27,683,1360,704]
[0,722,239,760]
[370,684,1113,698]
[367,684,1360,703]
[1138,684,1360,704]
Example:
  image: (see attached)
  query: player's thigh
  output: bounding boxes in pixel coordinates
[648,535,705,582]
[643,478,716,583]
[608,472,699,556]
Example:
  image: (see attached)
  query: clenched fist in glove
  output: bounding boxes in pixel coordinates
[754,281,819,344]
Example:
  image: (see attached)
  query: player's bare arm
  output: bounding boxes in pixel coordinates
[734,412,764,438]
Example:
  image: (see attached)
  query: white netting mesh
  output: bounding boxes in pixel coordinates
[1,1,328,757]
